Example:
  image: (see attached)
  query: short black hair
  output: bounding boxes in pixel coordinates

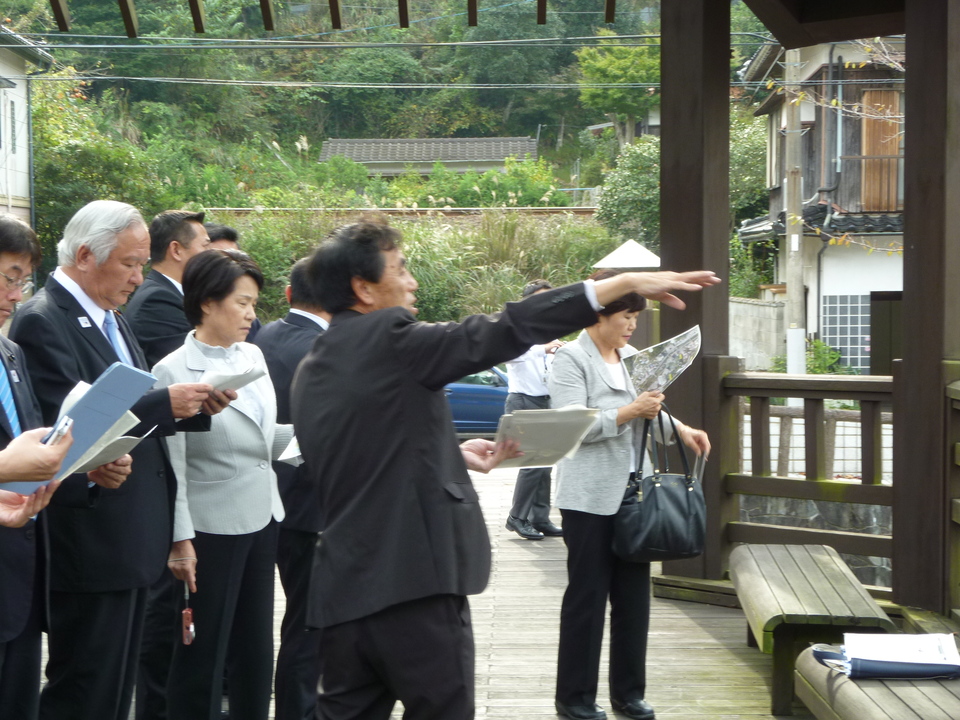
[289,256,324,310]
[204,223,239,246]
[589,269,646,315]
[149,210,205,264]
[306,222,402,314]
[0,214,41,267]
[521,279,552,298]
[182,249,264,327]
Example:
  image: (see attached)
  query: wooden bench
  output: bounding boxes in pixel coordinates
[729,543,897,715]
[795,645,960,720]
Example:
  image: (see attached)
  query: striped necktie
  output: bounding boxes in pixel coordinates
[0,364,21,437]
[103,311,134,366]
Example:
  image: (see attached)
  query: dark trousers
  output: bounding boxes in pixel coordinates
[39,586,149,720]
[0,587,42,720]
[167,522,278,720]
[136,568,179,720]
[505,393,553,524]
[317,594,474,720]
[275,527,322,720]
[556,509,651,708]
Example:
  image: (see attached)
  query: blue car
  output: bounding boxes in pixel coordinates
[445,367,509,437]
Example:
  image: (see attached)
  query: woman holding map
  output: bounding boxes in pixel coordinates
[548,269,710,720]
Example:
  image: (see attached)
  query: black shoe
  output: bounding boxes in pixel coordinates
[505,515,544,540]
[555,700,607,720]
[533,521,563,536]
[611,698,654,720]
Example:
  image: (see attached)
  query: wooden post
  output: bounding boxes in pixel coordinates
[805,399,826,481]
[188,0,206,33]
[895,0,960,613]
[751,397,771,477]
[659,0,731,580]
[117,0,138,38]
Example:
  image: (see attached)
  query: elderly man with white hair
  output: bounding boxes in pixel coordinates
[10,200,233,720]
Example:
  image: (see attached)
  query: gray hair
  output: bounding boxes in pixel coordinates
[57,200,146,267]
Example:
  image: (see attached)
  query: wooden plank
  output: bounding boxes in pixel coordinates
[260,0,276,30]
[751,397,770,476]
[603,0,615,24]
[49,0,71,31]
[328,0,342,29]
[117,0,138,38]
[467,0,477,26]
[729,545,797,653]
[727,522,893,558]
[536,0,546,24]
[805,399,826,480]
[724,373,893,400]
[726,474,893,505]
[802,545,894,628]
[397,0,409,27]
[765,544,832,619]
[188,0,206,33]
[861,400,883,484]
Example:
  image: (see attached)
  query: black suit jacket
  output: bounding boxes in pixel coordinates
[124,269,191,369]
[253,312,324,533]
[9,276,207,593]
[291,283,597,628]
[0,335,45,642]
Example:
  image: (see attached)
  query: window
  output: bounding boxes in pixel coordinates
[860,90,903,212]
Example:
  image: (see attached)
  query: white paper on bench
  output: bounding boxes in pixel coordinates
[844,633,960,666]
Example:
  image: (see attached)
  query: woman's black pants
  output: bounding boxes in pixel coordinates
[556,509,651,708]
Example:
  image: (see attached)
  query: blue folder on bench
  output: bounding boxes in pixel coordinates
[812,633,960,680]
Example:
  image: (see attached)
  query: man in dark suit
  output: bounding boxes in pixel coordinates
[0,213,94,720]
[10,200,232,720]
[254,257,329,720]
[125,210,210,368]
[204,222,262,342]
[290,221,719,719]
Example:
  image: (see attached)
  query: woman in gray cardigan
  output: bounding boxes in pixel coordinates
[158,250,293,720]
[548,272,709,720]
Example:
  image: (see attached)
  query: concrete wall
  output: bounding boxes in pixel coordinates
[729,297,784,370]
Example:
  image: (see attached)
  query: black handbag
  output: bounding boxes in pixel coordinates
[611,408,706,563]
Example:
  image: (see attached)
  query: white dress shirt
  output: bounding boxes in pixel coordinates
[53,267,135,363]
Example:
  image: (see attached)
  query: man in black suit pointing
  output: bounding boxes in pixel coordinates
[290,220,719,719]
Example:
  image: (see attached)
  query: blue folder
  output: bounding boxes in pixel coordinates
[4,362,156,495]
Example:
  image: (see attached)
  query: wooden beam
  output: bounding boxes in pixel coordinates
[537,0,546,25]
[751,397,770,477]
[860,400,883,485]
[894,0,960,615]
[117,0,138,38]
[188,0,206,33]
[727,522,893,558]
[397,0,409,28]
[604,0,615,24]
[49,0,71,32]
[467,0,477,26]
[658,0,731,581]
[742,0,903,49]
[328,0,342,29]
[724,373,893,401]
[726,474,893,506]
[805,399,826,481]
[260,0,276,31]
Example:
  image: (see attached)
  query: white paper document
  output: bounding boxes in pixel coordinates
[844,633,960,666]
[278,436,303,467]
[200,364,266,392]
[70,424,156,476]
[493,405,599,468]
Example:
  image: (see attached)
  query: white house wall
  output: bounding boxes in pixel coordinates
[820,240,903,371]
[0,50,30,220]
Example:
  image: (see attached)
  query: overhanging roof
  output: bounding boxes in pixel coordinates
[318,137,537,175]
[0,27,54,67]
[742,0,904,49]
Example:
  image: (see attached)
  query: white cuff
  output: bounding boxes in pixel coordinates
[583,279,602,311]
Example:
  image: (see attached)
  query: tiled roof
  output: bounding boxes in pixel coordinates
[317,137,538,164]
[738,204,903,244]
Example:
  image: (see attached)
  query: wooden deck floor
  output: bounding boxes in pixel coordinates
[43,466,814,719]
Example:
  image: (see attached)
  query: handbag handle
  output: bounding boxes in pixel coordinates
[637,402,692,480]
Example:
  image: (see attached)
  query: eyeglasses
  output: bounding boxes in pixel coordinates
[0,270,33,294]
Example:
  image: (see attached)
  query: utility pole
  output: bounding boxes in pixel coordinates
[784,48,806,383]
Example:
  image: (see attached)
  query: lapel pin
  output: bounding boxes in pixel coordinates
[78,316,92,328]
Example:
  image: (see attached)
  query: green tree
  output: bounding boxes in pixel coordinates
[576,30,661,146]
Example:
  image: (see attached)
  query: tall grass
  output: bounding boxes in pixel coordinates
[207,209,620,322]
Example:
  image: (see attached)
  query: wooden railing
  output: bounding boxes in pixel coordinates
[720,372,894,564]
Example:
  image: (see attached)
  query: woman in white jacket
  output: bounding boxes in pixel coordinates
[548,270,709,720]
[156,249,293,720]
